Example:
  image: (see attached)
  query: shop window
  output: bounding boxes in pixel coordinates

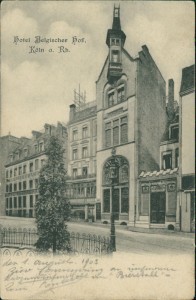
[121,188,129,213]
[103,189,110,213]
[162,152,172,169]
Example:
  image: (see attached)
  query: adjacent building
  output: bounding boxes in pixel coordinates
[4,123,67,218]
[0,135,21,215]
[179,65,195,232]
[66,102,97,220]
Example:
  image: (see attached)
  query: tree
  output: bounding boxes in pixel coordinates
[35,135,71,253]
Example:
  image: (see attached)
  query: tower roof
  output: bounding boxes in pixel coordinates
[112,5,121,30]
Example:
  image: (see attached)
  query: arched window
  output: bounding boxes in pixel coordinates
[102,156,129,216]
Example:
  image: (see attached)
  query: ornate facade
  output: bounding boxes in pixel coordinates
[96,6,167,225]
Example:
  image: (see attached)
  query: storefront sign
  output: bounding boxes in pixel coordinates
[151,184,166,192]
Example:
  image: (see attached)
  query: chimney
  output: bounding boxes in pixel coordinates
[69,104,76,121]
[167,79,174,120]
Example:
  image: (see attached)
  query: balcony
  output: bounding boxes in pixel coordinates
[66,173,96,181]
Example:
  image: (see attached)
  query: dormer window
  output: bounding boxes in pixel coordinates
[162,151,172,170]
[39,142,44,152]
[34,145,38,153]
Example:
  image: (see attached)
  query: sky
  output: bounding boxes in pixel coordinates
[1,1,194,138]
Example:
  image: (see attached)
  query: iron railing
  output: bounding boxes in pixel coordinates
[0,227,112,255]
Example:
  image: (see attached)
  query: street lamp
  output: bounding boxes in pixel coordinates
[109,148,118,252]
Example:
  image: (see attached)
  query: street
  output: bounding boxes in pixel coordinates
[0,216,194,255]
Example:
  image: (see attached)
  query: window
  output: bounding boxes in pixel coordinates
[29,180,33,189]
[41,159,45,167]
[14,183,17,191]
[121,116,128,143]
[9,198,12,209]
[35,179,39,188]
[82,127,88,138]
[170,125,179,140]
[30,195,33,207]
[6,185,9,193]
[82,167,88,177]
[108,91,115,107]
[162,152,172,169]
[14,168,17,177]
[82,147,88,158]
[175,148,179,168]
[121,187,129,213]
[39,142,44,152]
[35,159,39,170]
[23,196,26,208]
[10,169,12,178]
[103,189,110,213]
[117,86,125,102]
[112,50,119,63]
[34,144,38,153]
[73,149,78,160]
[113,120,119,146]
[105,122,111,148]
[6,198,9,209]
[73,168,77,178]
[19,166,22,175]
[19,197,22,208]
[14,197,17,208]
[23,165,26,174]
[73,130,78,141]
[24,149,28,157]
[9,184,12,193]
[6,170,8,178]
[19,182,22,191]
[29,162,33,172]
[23,181,26,190]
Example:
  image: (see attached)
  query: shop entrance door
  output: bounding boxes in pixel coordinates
[150,192,166,223]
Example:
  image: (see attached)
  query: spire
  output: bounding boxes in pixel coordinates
[112,5,121,30]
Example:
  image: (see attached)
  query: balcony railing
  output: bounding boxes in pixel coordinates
[66,173,96,180]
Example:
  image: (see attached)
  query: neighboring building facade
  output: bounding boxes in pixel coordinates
[4,123,67,218]
[179,65,195,232]
[138,79,180,229]
[96,6,167,225]
[66,102,98,220]
[0,135,21,215]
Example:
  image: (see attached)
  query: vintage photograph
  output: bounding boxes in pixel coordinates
[0,1,195,299]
